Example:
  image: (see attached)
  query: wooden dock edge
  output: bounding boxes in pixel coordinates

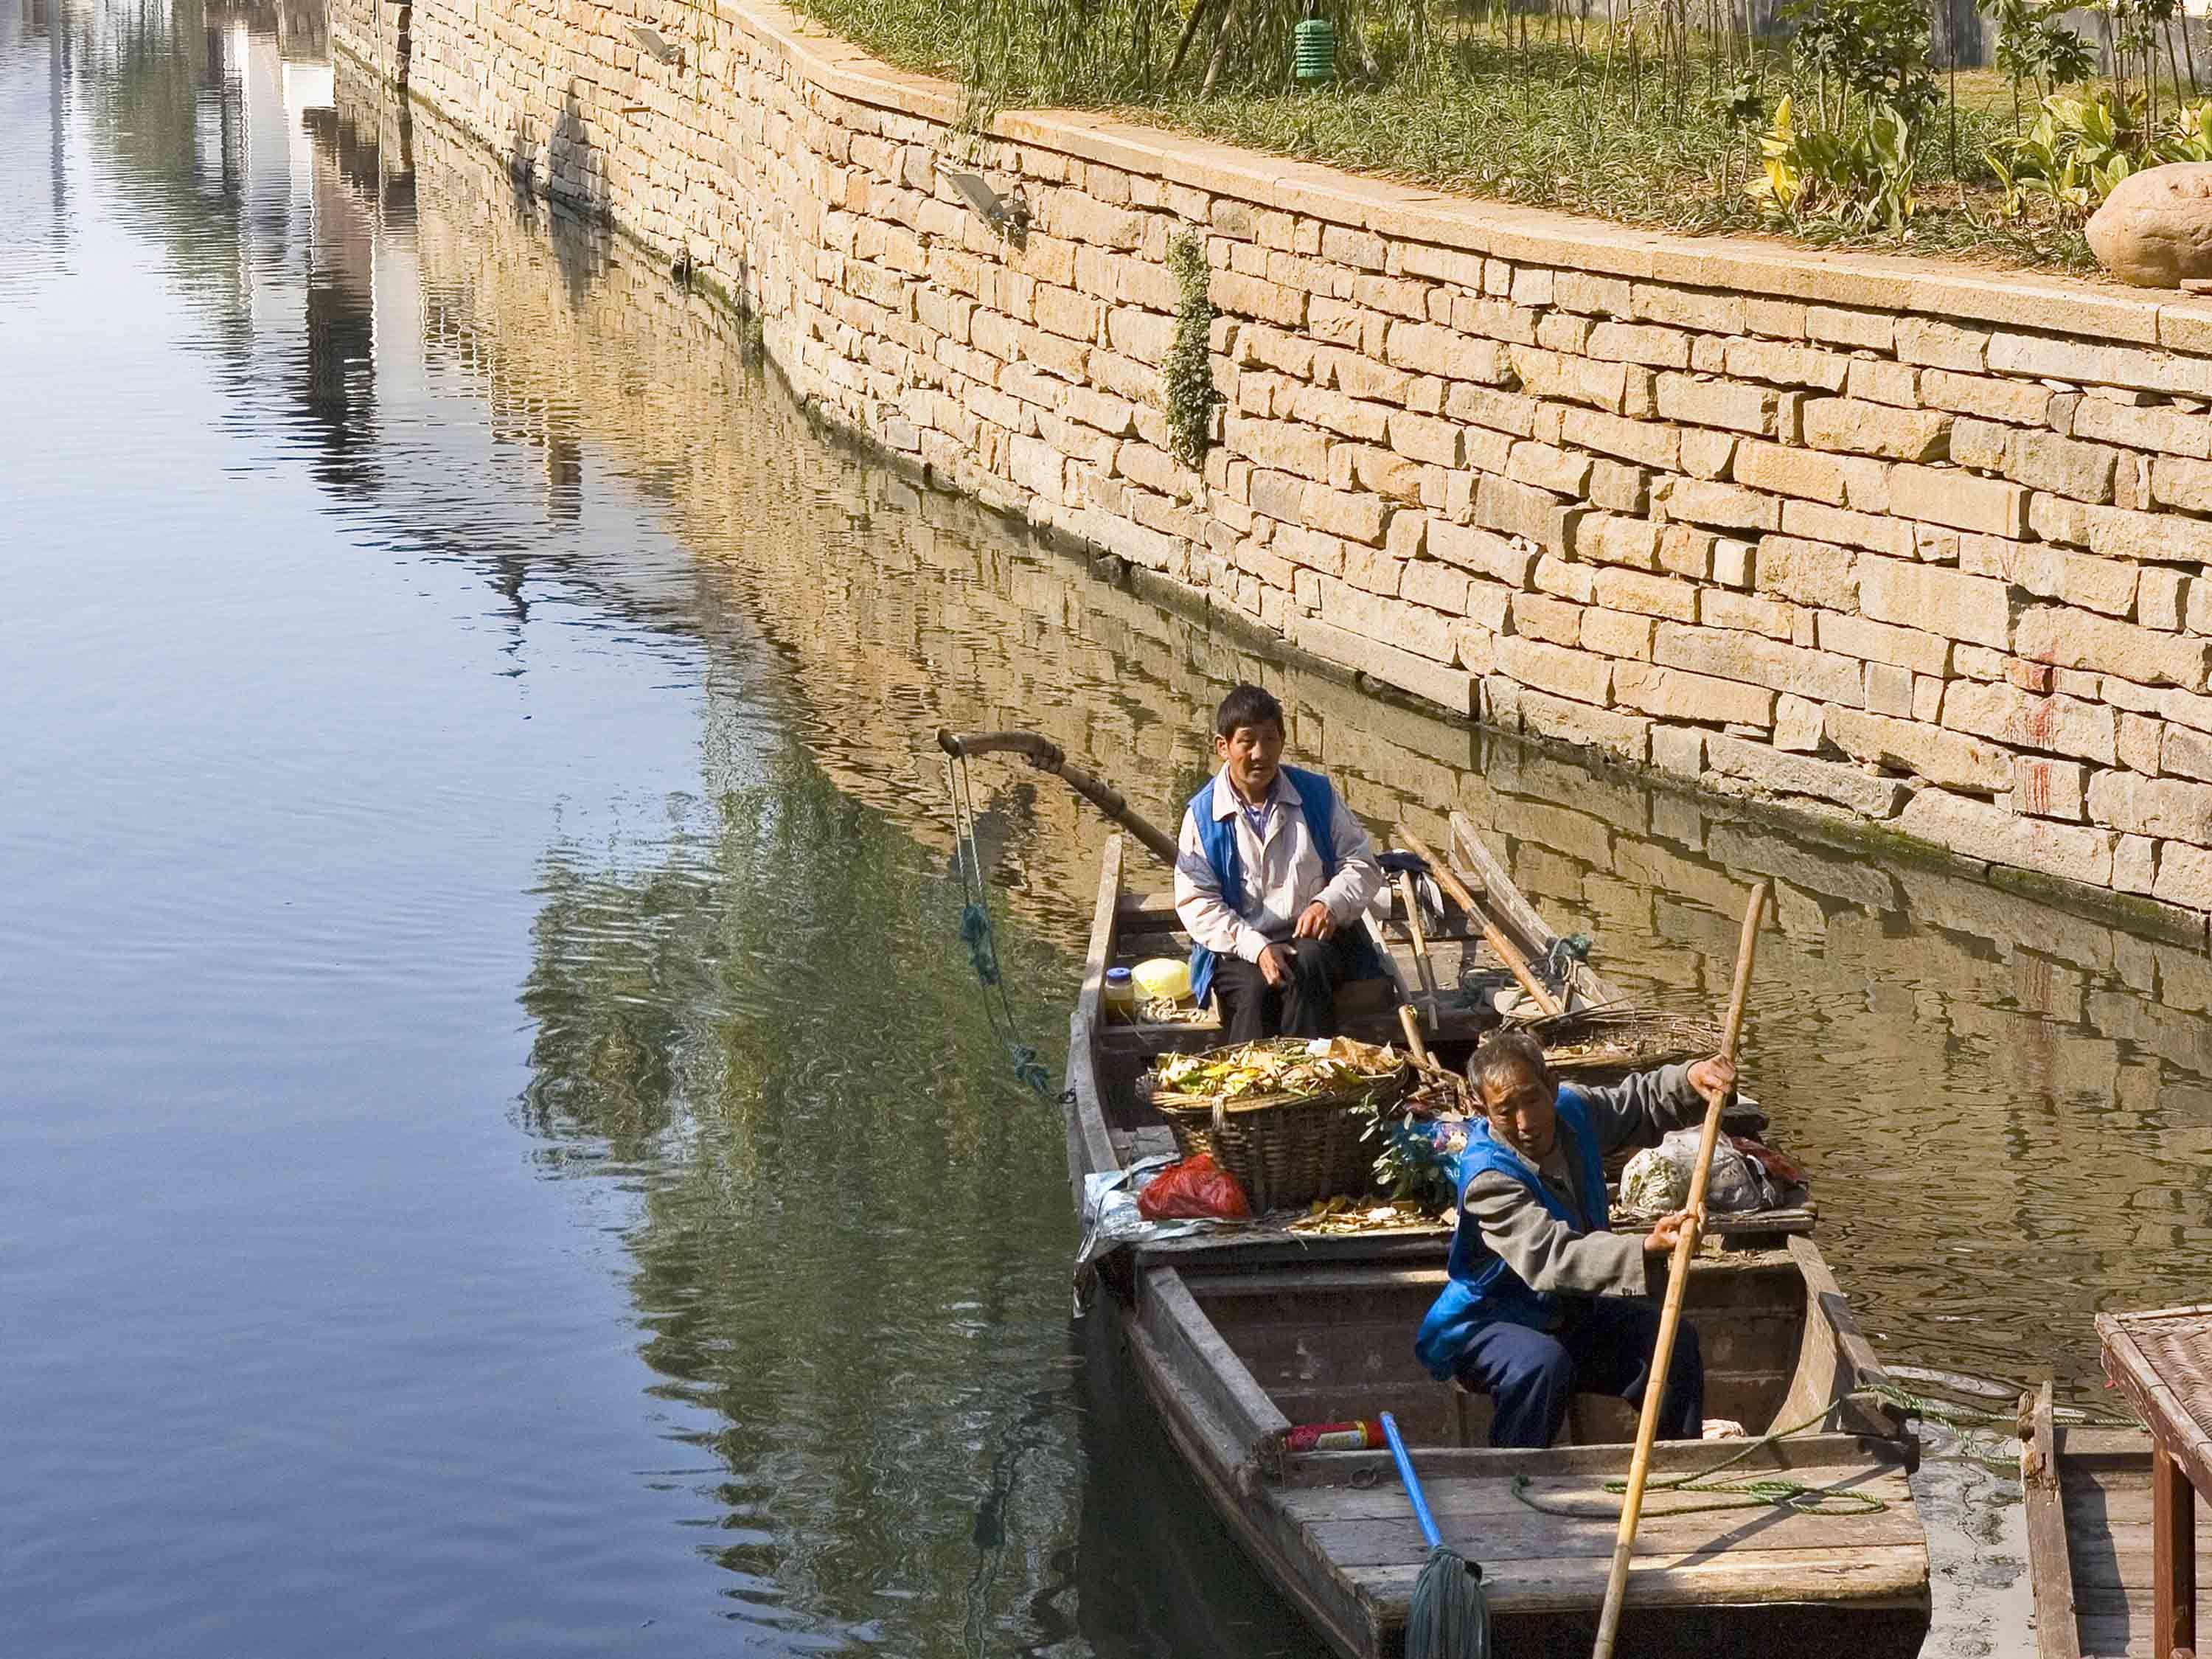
[2021,1381,2085,1659]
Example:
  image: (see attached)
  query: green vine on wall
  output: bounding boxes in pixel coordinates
[1164,231,1220,471]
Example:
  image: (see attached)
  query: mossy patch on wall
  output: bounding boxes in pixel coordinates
[1164,231,1219,470]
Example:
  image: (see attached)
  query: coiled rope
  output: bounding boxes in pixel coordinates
[1511,1396,1893,1521]
[1512,1368,2146,1521]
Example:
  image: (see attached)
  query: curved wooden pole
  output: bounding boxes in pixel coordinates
[1590,877,1772,1659]
[1396,826,1565,1020]
[937,728,1180,869]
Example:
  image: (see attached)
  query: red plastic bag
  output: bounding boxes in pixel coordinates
[1137,1153,1252,1221]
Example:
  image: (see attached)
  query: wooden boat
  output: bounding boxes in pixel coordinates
[1065,811,1930,1659]
[2021,1381,2212,1658]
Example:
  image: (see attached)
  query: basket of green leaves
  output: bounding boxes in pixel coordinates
[1139,1037,1413,1211]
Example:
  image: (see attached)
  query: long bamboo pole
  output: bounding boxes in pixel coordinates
[1589,876,1772,1659]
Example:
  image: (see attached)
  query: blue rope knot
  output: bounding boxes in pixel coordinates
[960,900,1001,986]
[1009,1046,1051,1096]
[1545,931,1592,980]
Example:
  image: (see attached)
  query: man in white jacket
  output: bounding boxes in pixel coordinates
[1172,684,1385,1042]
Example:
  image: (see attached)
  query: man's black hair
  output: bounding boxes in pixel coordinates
[1214,683,1285,740]
[1468,1027,1550,1098]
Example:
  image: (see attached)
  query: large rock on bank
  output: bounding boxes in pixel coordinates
[2088,163,2212,287]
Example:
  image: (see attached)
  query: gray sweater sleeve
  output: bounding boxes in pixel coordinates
[1462,1169,1649,1300]
[1574,1062,1708,1156]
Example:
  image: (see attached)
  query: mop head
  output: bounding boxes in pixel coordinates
[1405,1544,1490,1659]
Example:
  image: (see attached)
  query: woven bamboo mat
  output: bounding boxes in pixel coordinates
[2100,1304,2212,1486]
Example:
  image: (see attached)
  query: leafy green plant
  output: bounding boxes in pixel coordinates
[1986,93,2166,220]
[1748,93,1917,232]
[1992,0,2093,121]
[1782,0,1938,128]
[2168,97,2212,161]
[1164,231,1220,470]
[1989,94,2212,223]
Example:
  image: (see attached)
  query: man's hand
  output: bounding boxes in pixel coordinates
[1292,900,1338,940]
[1258,941,1294,987]
[1686,1053,1736,1103]
[1643,1208,1701,1255]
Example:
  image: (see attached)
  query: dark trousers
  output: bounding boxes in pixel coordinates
[1211,930,1366,1043]
[1455,1298,1703,1450]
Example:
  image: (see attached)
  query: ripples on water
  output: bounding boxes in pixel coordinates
[5,1,2211,1654]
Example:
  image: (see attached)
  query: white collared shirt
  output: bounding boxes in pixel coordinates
[1172,767,1384,963]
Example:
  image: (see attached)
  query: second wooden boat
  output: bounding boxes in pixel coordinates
[2022,1380,2212,1659]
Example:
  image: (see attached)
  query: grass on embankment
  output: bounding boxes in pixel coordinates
[790,0,2101,271]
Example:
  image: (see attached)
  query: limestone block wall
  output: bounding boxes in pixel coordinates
[334,0,2212,928]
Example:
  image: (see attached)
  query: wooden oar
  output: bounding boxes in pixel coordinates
[1397,826,1565,1019]
[1397,869,1443,1027]
[1590,876,1771,1659]
[937,728,1178,868]
[1397,1002,1434,1069]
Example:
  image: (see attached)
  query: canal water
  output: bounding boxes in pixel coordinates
[7,2,2211,1654]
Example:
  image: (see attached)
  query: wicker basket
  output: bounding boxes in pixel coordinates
[1533,1009,1722,1079]
[1145,1046,1413,1212]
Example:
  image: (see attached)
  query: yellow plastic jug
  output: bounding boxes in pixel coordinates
[1132,957,1192,1004]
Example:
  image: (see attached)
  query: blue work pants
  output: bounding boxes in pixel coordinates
[1454,1298,1703,1450]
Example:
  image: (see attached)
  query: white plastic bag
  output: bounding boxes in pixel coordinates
[1616,1127,1777,1218]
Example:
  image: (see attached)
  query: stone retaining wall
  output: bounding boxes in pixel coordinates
[335,0,2212,931]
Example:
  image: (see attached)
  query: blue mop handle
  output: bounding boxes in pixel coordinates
[1380,1411,1444,1551]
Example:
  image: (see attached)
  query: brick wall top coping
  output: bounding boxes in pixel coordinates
[737,0,2212,350]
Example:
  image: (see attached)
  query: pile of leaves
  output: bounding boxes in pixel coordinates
[1151,1035,1404,1102]
[1289,1195,1444,1234]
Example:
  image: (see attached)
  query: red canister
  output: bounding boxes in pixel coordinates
[1286,1418,1385,1453]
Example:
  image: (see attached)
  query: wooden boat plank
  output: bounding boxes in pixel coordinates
[1346,1542,1931,1613]
[1284,1471,1916,1548]
[1279,1461,1911,1524]
[2024,1385,2084,1659]
[1132,1229,1452,1270]
[1183,1247,1802,1297]
[1132,1212,1815,1271]
[1303,1503,1924,1569]
[2068,1533,2212,1590]
[2023,1416,2212,1659]
[1137,1267,1291,1461]
[1216,1312,1803,1384]
[2068,1428,2160,1460]
[1283,1430,1910,1485]
[1064,836,1126,1189]
[1123,1313,1375,1658]
[2063,1498,2212,1547]
[1449,812,1564,973]
[2073,1607,2146,1658]
[1115,889,1183,933]
[1265,1376,1796,1448]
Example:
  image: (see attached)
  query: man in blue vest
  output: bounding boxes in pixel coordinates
[1172,684,1385,1043]
[1415,1028,1732,1449]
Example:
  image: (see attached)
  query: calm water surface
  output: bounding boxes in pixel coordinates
[7,4,2211,1655]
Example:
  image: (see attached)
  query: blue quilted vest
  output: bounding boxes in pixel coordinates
[1413,1087,1611,1380]
[1185,765,1379,1006]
